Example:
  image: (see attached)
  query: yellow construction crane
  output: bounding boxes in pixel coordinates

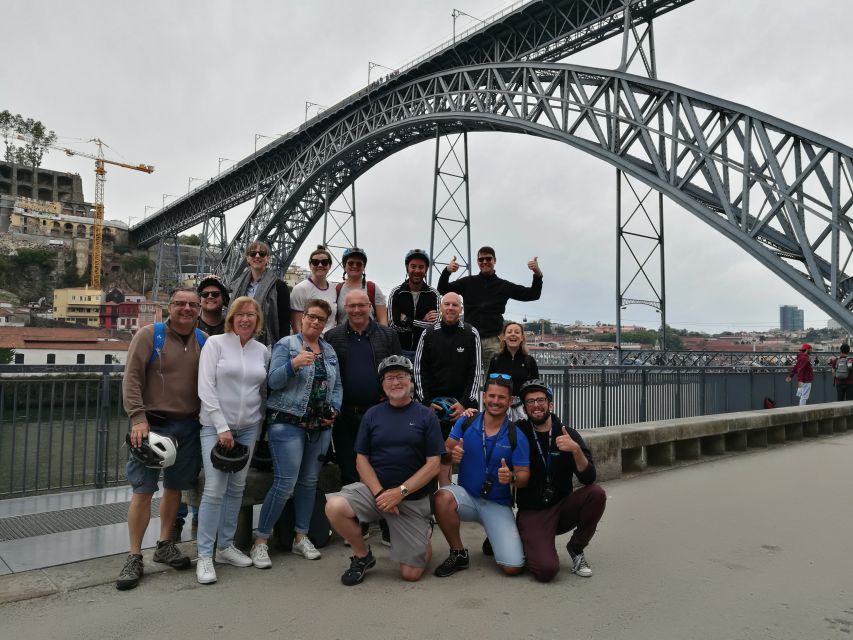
[14,134,154,289]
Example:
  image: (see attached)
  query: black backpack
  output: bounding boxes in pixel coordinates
[836,356,851,380]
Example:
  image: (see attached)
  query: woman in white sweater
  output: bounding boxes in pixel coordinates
[195,296,270,584]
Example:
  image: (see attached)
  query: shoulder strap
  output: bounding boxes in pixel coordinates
[367,280,376,309]
[335,282,344,297]
[459,413,479,435]
[148,322,166,367]
[507,420,517,452]
[194,328,206,348]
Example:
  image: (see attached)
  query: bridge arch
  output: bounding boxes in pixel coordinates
[220,62,853,330]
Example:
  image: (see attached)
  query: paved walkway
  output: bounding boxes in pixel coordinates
[1,432,852,640]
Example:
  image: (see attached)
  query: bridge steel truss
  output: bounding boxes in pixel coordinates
[130,0,694,246]
[200,62,853,331]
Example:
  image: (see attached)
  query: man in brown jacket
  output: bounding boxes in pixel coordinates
[116,288,205,590]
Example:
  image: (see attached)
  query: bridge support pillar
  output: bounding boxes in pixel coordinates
[199,213,227,278]
[322,181,357,281]
[152,235,182,300]
[429,130,472,284]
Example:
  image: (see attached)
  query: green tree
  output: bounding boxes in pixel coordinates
[0,110,57,168]
[178,234,201,246]
[0,348,14,364]
[119,253,155,293]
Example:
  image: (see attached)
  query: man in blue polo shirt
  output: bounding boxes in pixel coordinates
[432,374,530,577]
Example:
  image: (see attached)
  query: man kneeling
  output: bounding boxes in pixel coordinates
[515,379,606,581]
[433,374,530,577]
[326,355,444,585]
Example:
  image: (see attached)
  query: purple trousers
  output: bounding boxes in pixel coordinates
[516,484,606,582]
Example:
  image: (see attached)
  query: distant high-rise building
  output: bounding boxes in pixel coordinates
[780,305,804,331]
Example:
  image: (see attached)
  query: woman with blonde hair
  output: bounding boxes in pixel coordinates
[196,296,270,584]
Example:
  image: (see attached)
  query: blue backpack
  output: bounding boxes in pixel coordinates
[147,322,206,367]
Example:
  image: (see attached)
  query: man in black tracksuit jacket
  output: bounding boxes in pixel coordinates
[388,250,441,359]
[414,292,482,435]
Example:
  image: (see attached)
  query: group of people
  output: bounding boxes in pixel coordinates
[118,241,607,591]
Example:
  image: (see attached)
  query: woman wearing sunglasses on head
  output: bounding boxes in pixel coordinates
[290,245,337,335]
[487,321,540,421]
[230,240,291,346]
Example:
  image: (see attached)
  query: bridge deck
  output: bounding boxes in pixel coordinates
[1,431,851,639]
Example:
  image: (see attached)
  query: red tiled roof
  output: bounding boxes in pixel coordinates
[0,327,131,350]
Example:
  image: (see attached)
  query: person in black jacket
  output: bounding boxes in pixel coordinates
[438,246,542,370]
[414,292,483,435]
[388,249,440,360]
[515,379,606,582]
[325,290,402,487]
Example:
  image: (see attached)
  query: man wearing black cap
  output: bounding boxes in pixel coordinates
[515,379,606,582]
[197,275,229,336]
[388,249,440,361]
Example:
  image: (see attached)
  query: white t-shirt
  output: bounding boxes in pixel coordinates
[335,280,387,325]
[290,278,338,334]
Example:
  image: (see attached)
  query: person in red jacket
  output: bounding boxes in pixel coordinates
[786,343,814,405]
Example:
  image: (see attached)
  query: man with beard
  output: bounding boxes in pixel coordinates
[388,249,440,361]
[515,379,606,581]
[432,375,530,577]
[326,356,444,586]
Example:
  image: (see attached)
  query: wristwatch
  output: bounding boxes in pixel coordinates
[399,484,409,497]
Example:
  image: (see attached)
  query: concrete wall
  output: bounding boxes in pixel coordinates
[582,402,853,481]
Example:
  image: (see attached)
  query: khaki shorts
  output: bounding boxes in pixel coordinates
[337,482,433,568]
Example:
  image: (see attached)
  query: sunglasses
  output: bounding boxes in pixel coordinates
[477,256,494,263]
[310,258,332,267]
[247,251,268,258]
[488,373,511,380]
[199,291,221,299]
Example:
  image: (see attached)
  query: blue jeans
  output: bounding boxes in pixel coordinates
[256,422,332,539]
[196,424,260,557]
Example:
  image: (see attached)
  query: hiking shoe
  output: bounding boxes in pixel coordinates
[569,549,593,577]
[115,553,144,591]
[153,539,191,569]
[251,543,272,569]
[341,548,376,586]
[215,544,253,567]
[433,549,469,578]
[380,520,391,547]
[169,517,185,543]
[482,538,494,557]
[196,556,217,584]
[292,536,321,560]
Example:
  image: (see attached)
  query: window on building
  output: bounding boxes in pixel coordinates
[14,353,24,364]
[104,355,113,364]
[47,354,56,364]
[76,354,85,364]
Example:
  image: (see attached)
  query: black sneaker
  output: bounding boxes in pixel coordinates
[482,538,494,557]
[341,548,376,586]
[380,519,391,547]
[433,548,469,578]
[115,553,144,591]
[169,517,185,543]
[153,539,191,569]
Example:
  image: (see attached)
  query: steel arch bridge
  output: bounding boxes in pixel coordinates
[208,63,853,329]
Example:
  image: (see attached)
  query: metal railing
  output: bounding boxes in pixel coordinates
[0,364,834,497]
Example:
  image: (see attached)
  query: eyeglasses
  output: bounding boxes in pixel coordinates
[477,256,494,263]
[310,258,331,267]
[488,373,511,380]
[235,312,257,319]
[383,373,409,383]
[247,251,268,258]
[199,291,221,299]
[523,397,549,407]
[170,300,201,309]
[304,312,328,324]
[345,302,370,309]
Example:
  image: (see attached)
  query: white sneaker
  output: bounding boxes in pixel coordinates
[251,543,272,569]
[569,550,593,577]
[292,535,321,560]
[215,544,253,567]
[196,556,217,584]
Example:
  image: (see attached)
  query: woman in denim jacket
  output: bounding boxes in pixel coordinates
[251,299,342,568]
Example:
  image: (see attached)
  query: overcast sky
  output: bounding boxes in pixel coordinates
[4,0,852,332]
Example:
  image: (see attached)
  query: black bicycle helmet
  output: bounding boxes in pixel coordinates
[405,249,431,267]
[430,396,458,422]
[210,441,250,473]
[125,432,178,469]
[377,354,414,379]
[519,379,554,402]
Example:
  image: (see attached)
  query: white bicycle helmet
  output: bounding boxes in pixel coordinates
[126,432,178,469]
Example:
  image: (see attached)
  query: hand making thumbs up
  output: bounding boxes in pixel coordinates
[446,255,459,273]
[451,440,465,464]
[497,457,513,484]
[556,425,578,453]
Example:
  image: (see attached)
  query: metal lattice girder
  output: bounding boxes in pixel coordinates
[129,0,694,250]
[213,63,853,330]
[198,213,227,278]
[429,131,472,283]
[322,182,357,280]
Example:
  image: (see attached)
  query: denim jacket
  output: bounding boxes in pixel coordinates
[266,334,343,415]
